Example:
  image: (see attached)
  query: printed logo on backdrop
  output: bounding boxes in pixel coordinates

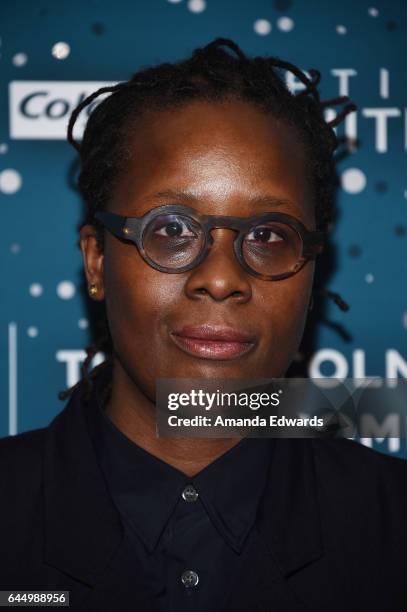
[9,71,406,151]
[9,81,118,140]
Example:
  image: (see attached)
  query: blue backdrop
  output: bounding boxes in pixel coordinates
[1,0,406,456]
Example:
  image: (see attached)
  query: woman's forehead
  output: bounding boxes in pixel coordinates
[125,98,306,160]
[111,99,313,219]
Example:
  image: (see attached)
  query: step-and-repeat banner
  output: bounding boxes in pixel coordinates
[1,0,406,457]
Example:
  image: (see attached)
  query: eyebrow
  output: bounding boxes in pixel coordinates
[149,189,295,209]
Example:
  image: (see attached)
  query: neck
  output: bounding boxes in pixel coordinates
[104,358,241,477]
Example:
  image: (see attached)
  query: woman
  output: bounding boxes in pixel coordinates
[1,38,406,612]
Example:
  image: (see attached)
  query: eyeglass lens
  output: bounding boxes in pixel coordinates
[142,213,302,276]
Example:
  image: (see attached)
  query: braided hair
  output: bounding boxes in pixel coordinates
[59,37,356,402]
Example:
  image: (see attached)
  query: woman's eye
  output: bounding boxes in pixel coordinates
[155,219,196,238]
[246,226,285,243]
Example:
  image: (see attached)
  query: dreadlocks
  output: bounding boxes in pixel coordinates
[59,37,356,402]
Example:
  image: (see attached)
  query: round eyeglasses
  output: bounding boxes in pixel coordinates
[94,204,324,281]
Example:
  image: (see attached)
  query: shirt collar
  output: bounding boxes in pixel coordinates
[89,369,273,554]
[192,436,273,552]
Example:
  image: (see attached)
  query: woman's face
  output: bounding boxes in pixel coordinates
[80,98,315,400]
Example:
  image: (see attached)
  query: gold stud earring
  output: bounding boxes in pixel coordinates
[88,283,98,296]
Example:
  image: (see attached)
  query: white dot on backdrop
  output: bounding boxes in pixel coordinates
[12,52,28,67]
[368,7,379,17]
[336,24,347,35]
[10,243,21,254]
[0,169,22,194]
[57,280,76,299]
[277,16,294,32]
[187,0,206,12]
[78,318,89,330]
[29,283,43,297]
[0,143,8,154]
[341,168,366,194]
[404,189,407,199]
[27,326,38,338]
[52,42,71,60]
[403,312,407,330]
[167,0,182,2]
[254,19,272,36]
[365,273,374,284]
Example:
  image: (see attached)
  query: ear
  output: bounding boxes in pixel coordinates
[79,224,105,301]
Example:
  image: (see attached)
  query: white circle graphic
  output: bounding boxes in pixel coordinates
[57,281,76,299]
[341,168,367,194]
[27,326,38,338]
[254,19,272,35]
[12,52,28,67]
[277,17,294,32]
[29,283,43,297]
[187,0,206,12]
[52,42,71,60]
[0,169,22,194]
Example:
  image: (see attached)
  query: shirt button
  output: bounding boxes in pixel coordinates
[182,484,199,503]
[181,570,199,588]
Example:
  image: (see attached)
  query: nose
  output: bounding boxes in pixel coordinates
[184,229,252,303]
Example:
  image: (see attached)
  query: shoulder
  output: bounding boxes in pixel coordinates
[0,428,47,487]
[0,427,47,458]
[312,437,407,475]
[311,438,407,510]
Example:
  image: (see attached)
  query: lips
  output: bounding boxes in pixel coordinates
[170,325,257,360]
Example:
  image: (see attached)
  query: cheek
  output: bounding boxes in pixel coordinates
[102,241,185,388]
[258,263,314,374]
[104,254,176,342]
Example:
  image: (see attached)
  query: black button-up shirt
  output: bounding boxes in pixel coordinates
[88,382,274,612]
